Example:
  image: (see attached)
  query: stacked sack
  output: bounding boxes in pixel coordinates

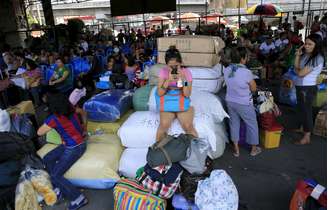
[83,89,134,135]
[118,36,228,179]
[114,36,237,210]
[38,134,123,189]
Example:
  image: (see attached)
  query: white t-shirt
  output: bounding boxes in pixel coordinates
[295,54,325,86]
[275,39,289,49]
[259,42,275,55]
[80,41,88,52]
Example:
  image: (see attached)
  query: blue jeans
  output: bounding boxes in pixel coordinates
[43,143,86,201]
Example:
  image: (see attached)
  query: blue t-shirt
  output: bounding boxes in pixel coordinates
[223,64,254,105]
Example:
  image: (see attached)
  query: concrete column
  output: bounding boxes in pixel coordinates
[0,0,27,48]
[41,0,55,26]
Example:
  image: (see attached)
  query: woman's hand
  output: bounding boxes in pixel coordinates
[178,68,186,80]
[295,45,304,56]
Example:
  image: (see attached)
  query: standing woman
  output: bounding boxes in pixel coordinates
[223,47,261,157]
[294,34,324,145]
[155,46,198,141]
[37,92,88,210]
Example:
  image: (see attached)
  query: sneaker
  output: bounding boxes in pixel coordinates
[68,195,88,210]
[54,188,64,205]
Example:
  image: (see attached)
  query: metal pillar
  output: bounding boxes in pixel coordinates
[305,0,312,37]
[178,0,181,31]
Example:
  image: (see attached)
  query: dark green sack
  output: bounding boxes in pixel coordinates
[146,134,192,168]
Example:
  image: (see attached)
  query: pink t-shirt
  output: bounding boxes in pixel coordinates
[159,67,192,87]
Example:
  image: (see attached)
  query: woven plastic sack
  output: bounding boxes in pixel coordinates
[114,179,166,210]
[84,89,133,122]
[38,134,123,189]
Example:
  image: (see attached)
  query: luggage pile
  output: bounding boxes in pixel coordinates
[113,35,234,209]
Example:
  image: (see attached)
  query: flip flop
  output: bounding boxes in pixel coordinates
[250,147,262,156]
[233,151,240,157]
[294,140,310,145]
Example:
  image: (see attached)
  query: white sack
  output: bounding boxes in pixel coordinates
[118,148,148,178]
[118,111,226,158]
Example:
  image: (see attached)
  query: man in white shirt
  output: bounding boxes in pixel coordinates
[259,36,275,55]
[275,32,289,52]
[80,39,88,52]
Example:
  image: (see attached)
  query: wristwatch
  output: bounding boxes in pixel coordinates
[184,81,188,87]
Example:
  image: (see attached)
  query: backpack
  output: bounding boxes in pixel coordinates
[137,163,183,199]
[0,132,35,163]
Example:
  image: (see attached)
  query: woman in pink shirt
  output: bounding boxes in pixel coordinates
[156,46,198,141]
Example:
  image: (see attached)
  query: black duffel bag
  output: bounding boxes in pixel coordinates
[146,134,192,168]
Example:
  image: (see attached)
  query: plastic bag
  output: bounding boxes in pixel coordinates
[28,169,57,206]
[19,167,57,206]
[15,177,41,210]
[195,170,238,210]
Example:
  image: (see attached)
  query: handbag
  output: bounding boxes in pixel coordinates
[155,89,190,112]
[113,179,166,210]
[146,134,192,168]
[290,179,326,210]
[137,163,183,199]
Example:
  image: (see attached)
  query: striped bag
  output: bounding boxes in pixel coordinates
[113,179,166,210]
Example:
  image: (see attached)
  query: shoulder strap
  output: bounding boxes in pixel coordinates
[159,147,172,166]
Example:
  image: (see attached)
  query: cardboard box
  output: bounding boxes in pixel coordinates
[157,35,225,54]
[157,35,225,67]
[313,109,327,137]
[158,51,220,68]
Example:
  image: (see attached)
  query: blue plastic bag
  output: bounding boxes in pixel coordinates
[71,57,91,76]
[83,89,133,122]
[279,67,298,106]
[172,194,200,210]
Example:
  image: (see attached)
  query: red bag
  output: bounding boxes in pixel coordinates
[290,179,326,210]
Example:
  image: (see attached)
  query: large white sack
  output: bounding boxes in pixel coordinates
[148,87,229,123]
[118,111,226,158]
[37,134,123,189]
[189,65,224,93]
[209,122,228,159]
[119,148,148,178]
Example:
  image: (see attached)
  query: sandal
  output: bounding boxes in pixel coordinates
[250,147,262,156]
[233,150,240,157]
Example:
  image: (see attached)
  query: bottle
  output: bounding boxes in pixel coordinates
[177,79,183,88]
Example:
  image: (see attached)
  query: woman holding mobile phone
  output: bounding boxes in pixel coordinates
[155,46,198,142]
[294,34,324,145]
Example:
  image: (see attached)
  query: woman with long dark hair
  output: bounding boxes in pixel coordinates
[294,34,325,145]
[37,92,88,210]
